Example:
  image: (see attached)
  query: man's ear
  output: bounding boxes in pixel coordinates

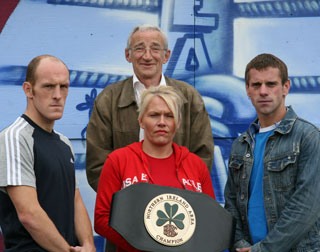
[245,83,250,98]
[125,48,132,63]
[163,49,171,64]
[23,82,33,98]
[283,79,291,97]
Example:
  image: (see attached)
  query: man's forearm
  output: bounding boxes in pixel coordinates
[22,209,71,252]
[7,186,71,252]
[74,189,96,251]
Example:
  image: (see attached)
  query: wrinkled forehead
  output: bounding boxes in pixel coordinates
[130,30,165,47]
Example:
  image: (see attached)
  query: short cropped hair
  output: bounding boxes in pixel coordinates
[245,53,288,85]
[25,55,68,85]
[126,24,168,50]
[138,86,183,128]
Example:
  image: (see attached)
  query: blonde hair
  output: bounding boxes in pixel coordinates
[138,86,183,127]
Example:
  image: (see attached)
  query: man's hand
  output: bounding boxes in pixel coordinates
[73,189,96,251]
[70,247,81,252]
[236,247,251,252]
[70,243,96,252]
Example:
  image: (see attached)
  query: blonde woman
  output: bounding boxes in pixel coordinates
[95,86,215,252]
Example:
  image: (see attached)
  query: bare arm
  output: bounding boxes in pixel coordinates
[7,185,71,252]
[73,189,96,252]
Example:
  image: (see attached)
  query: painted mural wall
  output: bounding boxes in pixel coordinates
[1,0,320,250]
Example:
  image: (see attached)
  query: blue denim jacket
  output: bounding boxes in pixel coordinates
[224,106,320,252]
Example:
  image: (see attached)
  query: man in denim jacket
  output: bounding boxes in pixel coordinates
[224,53,320,252]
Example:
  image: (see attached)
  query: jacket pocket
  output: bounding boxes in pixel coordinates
[266,152,298,191]
[229,156,245,185]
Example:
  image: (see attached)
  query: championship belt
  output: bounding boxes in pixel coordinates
[109,183,234,252]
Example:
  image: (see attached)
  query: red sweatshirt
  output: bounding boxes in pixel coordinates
[94,141,215,252]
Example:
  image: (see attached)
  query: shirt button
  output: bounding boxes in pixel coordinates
[241,194,245,200]
[242,174,246,179]
[288,156,291,160]
[245,153,250,158]
[241,216,245,220]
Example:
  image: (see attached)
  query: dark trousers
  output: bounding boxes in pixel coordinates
[106,240,116,252]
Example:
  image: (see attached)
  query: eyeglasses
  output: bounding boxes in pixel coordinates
[130,46,167,56]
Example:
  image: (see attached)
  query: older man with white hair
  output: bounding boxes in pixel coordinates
[86,24,214,252]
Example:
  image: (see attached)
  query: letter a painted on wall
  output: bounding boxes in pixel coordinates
[185,47,199,71]
[165,33,212,78]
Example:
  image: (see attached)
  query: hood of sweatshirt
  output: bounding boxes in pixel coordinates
[127,141,190,169]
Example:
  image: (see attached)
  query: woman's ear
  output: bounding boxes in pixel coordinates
[139,118,145,129]
[176,118,181,130]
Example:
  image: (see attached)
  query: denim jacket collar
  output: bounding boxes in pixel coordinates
[274,105,297,134]
[239,105,297,143]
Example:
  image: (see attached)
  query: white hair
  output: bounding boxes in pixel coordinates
[126,24,168,50]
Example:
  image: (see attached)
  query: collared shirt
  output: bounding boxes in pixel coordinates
[133,73,167,141]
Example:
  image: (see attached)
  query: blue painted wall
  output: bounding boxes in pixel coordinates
[1,0,320,250]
